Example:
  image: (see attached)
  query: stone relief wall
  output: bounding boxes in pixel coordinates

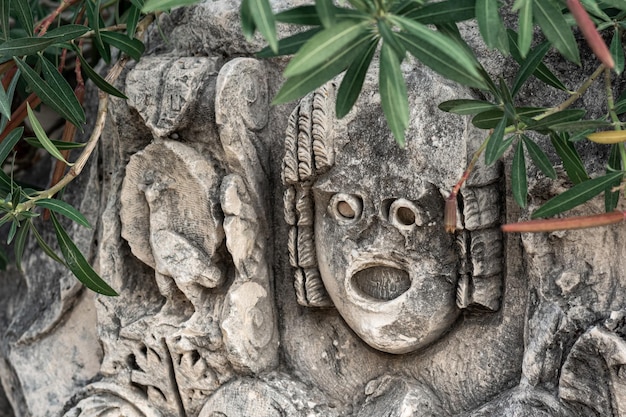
[1,1,626,416]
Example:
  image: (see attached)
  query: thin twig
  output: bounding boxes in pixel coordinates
[16,13,157,213]
[37,0,83,35]
[81,24,127,38]
[537,64,606,120]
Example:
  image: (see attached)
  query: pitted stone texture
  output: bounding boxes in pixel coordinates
[1,0,625,416]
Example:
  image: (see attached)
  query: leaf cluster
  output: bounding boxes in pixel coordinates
[0,0,187,294]
[246,0,626,222]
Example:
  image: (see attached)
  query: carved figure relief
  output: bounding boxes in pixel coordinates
[63,57,279,417]
[3,3,626,415]
[283,83,504,355]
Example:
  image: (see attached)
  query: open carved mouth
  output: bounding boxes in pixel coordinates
[352,266,411,301]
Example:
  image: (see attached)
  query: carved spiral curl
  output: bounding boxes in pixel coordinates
[282,85,338,308]
[283,111,300,185]
[312,86,334,172]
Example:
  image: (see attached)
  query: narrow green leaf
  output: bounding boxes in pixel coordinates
[0,127,22,165]
[44,24,91,42]
[580,0,611,21]
[569,128,596,142]
[496,135,515,160]
[438,99,497,115]
[1,36,65,58]
[284,20,370,78]
[518,107,551,118]
[0,68,19,133]
[274,5,321,25]
[14,58,84,128]
[522,135,556,179]
[249,0,278,54]
[31,223,65,266]
[598,0,626,11]
[273,35,373,104]
[391,0,424,15]
[316,0,335,28]
[528,109,586,132]
[0,0,9,41]
[499,78,515,121]
[13,0,33,36]
[378,19,405,59]
[256,28,322,58]
[7,219,16,244]
[240,0,256,39]
[0,213,12,228]
[336,38,376,118]
[547,119,613,131]
[485,116,508,164]
[435,21,476,61]
[610,29,624,75]
[550,132,588,184]
[126,4,141,38]
[26,104,73,166]
[533,0,580,64]
[141,0,198,12]
[507,29,568,91]
[0,25,89,57]
[406,0,476,24]
[35,199,91,228]
[380,42,409,146]
[0,83,10,121]
[473,109,506,129]
[14,218,29,271]
[512,139,528,208]
[512,41,551,96]
[473,107,546,129]
[513,0,533,57]
[532,171,624,218]
[476,0,509,54]
[100,31,145,61]
[24,136,85,149]
[605,143,621,211]
[616,88,626,114]
[10,186,20,209]
[86,0,110,63]
[39,55,85,126]
[76,51,127,98]
[347,0,373,13]
[51,213,117,295]
[392,16,488,89]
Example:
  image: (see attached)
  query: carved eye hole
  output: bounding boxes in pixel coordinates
[389,199,424,229]
[329,193,363,222]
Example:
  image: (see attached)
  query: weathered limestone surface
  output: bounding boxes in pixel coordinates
[1,1,626,416]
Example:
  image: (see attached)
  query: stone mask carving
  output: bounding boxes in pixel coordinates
[283,81,504,354]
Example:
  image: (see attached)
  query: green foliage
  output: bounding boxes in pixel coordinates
[249,0,626,224]
[0,0,187,294]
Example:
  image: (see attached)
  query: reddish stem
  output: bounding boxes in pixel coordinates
[444,130,492,233]
[502,211,626,233]
[45,56,85,218]
[0,94,42,143]
[37,0,83,35]
[1,63,16,90]
[567,0,614,69]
